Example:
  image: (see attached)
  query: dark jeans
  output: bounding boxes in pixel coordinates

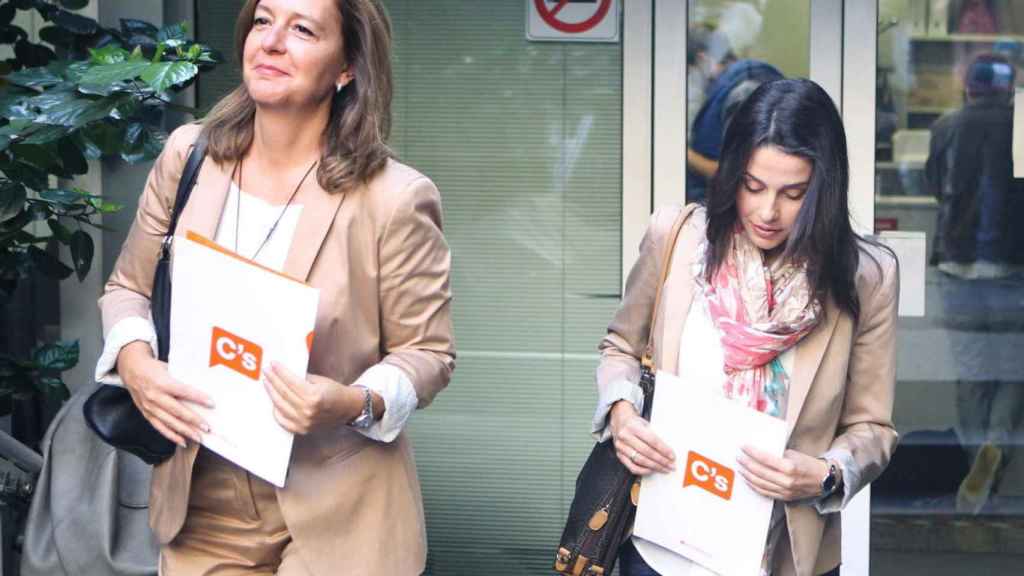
[618,539,840,576]
[617,540,659,576]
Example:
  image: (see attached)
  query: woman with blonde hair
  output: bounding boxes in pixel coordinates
[95,1,454,574]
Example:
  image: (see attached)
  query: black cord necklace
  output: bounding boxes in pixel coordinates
[232,157,318,261]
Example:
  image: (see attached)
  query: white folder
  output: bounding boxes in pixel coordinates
[633,371,789,576]
[169,231,319,487]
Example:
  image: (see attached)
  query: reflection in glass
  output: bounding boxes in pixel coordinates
[685,1,809,203]
[874,1,1024,573]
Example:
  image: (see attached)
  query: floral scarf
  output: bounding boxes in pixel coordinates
[694,229,821,417]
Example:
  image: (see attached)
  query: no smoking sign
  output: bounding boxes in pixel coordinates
[527,0,620,43]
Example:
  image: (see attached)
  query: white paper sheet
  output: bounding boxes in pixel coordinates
[633,371,789,576]
[169,232,319,487]
[1014,89,1024,178]
[877,230,926,317]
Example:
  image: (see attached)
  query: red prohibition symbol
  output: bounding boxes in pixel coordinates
[534,0,613,34]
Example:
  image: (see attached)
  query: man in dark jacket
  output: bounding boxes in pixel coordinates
[925,53,1024,513]
[686,58,783,203]
[927,53,1021,272]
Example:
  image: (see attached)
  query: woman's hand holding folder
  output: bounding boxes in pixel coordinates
[117,341,215,447]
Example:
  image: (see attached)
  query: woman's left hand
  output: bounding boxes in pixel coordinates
[263,363,357,435]
[736,446,829,502]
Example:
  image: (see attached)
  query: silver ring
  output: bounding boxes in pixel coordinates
[630,448,639,462]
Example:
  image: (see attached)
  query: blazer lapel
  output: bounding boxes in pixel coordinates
[175,157,345,283]
[785,301,840,431]
[176,158,233,242]
[281,181,346,282]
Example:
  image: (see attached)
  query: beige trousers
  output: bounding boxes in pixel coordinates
[159,448,312,576]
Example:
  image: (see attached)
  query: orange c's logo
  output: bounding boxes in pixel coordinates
[209,327,263,380]
[683,451,734,501]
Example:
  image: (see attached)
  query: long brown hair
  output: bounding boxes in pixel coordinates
[705,79,886,321]
[201,0,394,192]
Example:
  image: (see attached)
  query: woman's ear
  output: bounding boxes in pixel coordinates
[335,69,355,92]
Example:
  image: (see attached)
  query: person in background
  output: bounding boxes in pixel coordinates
[95,0,455,573]
[686,27,720,135]
[951,0,999,34]
[598,79,899,576]
[926,52,1024,514]
[686,30,783,204]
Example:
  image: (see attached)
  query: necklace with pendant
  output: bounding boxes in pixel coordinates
[231,157,318,261]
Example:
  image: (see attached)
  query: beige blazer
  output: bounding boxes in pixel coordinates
[98,124,455,576]
[598,204,899,576]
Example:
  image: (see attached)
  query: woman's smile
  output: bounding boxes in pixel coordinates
[253,63,290,77]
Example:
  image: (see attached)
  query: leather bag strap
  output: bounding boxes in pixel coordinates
[160,133,208,257]
[640,204,699,371]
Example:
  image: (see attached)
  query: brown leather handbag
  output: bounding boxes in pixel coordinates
[554,206,695,576]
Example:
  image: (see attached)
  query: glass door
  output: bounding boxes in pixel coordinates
[682,0,812,202]
[869,1,1024,575]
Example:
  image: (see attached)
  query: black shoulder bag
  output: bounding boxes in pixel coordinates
[555,206,694,576]
[82,135,208,465]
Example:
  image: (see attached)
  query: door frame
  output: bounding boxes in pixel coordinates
[622,0,654,285]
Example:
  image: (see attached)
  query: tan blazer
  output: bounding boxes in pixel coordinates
[598,204,899,576]
[98,124,455,576]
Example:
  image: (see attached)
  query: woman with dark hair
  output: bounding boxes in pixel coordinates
[593,79,899,576]
[94,1,454,574]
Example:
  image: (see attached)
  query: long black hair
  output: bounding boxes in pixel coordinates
[704,78,867,320]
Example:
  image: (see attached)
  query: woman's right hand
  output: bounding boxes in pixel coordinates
[609,399,676,475]
[117,341,214,448]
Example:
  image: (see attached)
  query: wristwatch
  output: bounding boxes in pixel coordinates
[820,459,840,498]
[349,385,375,429]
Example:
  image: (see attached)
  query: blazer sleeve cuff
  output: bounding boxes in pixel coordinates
[813,447,860,514]
[351,363,418,443]
[592,378,644,443]
[95,316,158,386]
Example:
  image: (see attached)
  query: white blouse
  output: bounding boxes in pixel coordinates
[94,183,417,443]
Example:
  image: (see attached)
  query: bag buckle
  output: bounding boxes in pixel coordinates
[639,365,655,396]
[554,548,573,572]
[160,235,173,259]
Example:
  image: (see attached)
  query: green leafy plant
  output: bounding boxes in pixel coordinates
[0,0,217,440]
[0,339,77,410]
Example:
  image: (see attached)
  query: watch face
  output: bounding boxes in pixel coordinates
[822,465,837,495]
